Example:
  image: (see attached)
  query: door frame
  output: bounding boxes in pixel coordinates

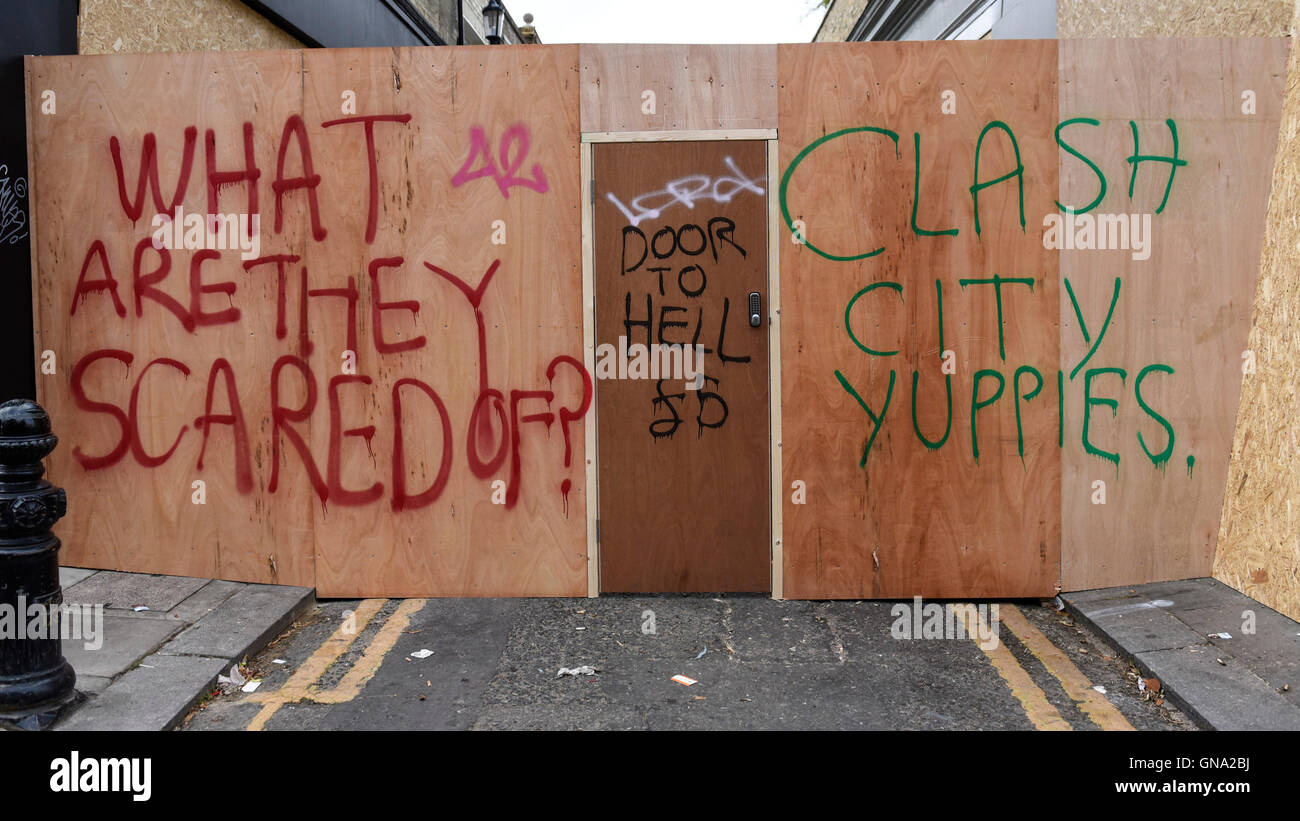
[579,128,783,598]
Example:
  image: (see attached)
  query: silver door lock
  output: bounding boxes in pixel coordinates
[748,292,761,327]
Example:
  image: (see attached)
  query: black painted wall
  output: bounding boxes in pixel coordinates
[0,0,77,403]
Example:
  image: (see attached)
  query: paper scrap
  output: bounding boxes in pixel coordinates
[410,649,434,659]
[557,666,597,677]
[671,674,697,686]
[241,680,261,693]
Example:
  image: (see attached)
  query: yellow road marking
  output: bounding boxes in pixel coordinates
[951,604,1072,731]
[244,598,386,731]
[999,605,1135,731]
[312,598,426,703]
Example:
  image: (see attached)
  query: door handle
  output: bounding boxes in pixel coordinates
[748,292,762,327]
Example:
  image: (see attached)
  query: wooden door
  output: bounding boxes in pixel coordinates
[593,139,770,593]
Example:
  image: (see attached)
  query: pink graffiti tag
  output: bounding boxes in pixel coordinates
[451,124,549,198]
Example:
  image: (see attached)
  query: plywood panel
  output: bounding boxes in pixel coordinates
[777,41,1061,599]
[579,44,776,133]
[26,50,315,586]
[26,46,590,596]
[303,46,588,597]
[1059,38,1287,589]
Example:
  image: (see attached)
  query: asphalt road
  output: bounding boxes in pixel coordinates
[182,595,1193,731]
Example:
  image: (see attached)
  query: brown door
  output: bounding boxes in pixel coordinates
[593,139,770,593]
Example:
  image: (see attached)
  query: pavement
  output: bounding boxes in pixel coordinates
[5,568,1296,731]
[1063,578,1300,731]
[19,567,313,731]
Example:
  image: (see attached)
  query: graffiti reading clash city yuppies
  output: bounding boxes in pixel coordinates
[780,118,1190,476]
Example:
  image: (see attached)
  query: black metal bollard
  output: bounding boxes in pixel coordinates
[0,398,76,716]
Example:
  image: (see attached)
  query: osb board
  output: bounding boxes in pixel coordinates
[1215,17,1300,621]
[777,41,1061,599]
[78,0,303,55]
[579,44,776,133]
[1058,0,1293,37]
[26,46,590,597]
[1059,39,1287,590]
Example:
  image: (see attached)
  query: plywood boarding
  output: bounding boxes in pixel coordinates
[78,0,303,55]
[26,50,314,585]
[579,44,776,133]
[303,46,587,597]
[777,41,1061,599]
[1058,39,1287,590]
[26,45,589,596]
[1058,0,1293,38]
[1215,14,1300,621]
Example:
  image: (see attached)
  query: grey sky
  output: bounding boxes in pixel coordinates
[507,0,829,44]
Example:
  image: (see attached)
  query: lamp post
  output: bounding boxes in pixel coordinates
[0,399,76,727]
[484,0,505,44]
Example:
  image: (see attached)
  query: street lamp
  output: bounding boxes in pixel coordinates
[484,0,505,44]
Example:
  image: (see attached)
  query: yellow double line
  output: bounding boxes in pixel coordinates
[955,603,1133,731]
[239,597,1125,732]
[244,598,427,731]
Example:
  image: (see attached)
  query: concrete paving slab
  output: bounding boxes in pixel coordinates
[63,570,210,612]
[1066,578,1300,730]
[1127,577,1232,611]
[1063,591,1205,653]
[158,583,313,660]
[61,614,181,678]
[168,579,243,623]
[58,567,98,588]
[1153,587,1300,708]
[56,653,228,731]
[1061,586,1146,609]
[1136,644,1300,731]
[73,674,113,696]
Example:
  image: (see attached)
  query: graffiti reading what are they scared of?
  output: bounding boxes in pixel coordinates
[63,115,590,514]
